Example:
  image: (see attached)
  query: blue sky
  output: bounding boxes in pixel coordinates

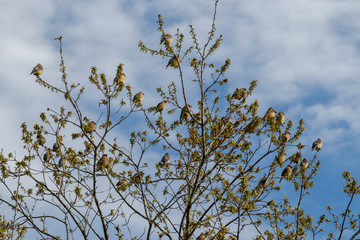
[1,0,360,238]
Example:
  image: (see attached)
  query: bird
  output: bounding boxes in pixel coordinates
[279,165,292,183]
[114,73,126,85]
[160,33,173,45]
[311,138,322,151]
[196,232,206,240]
[231,88,246,100]
[86,121,96,133]
[292,152,301,164]
[132,171,144,183]
[301,158,308,169]
[58,156,67,167]
[37,134,46,146]
[116,178,128,190]
[97,154,109,171]
[180,104,192,123]
[280,131,290,143]
[107,157,114,170]
[133,91,144,103]
[258,177,269,189]
[190,112,202,124]
[30,63,43,76]
[244,117,260,133]
[154,100,167,115]
[220,115,233,126]
[43,149,51,162]
[52,141,60,152]
[276,152,286,164]
[265,107,276,120]
[277,111,285,125]
[159,153,170,166]
[166,54,181,68]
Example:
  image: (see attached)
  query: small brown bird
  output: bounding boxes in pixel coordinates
[266,107,276,120]
[293,152,301,164]
[190,112,202,124]
[116,178,128,190]
[107,157,114,170]
[180,104,192,123]
[279,165,292,183]
[220,115,233,126]
[97,154,109,171]
[277,111,285,124]
[114,73,126,85]
[159,153,170,166]
[86,121,96,133]
[160,33,173,45]
[52,141,60,152]
[244,117,260,133]
[133,91,144,103]
[37,134,46,146]
[311,138,322,151]
[30,63,43,76]
[258,177,269,188]
[196,232,206,240]
[132,171,144,183]
[301,158,308,169]
[58,156,67,167]
[276,152,286,164]
[231,88,246,100]
[280,131,291,143]
[166,54,181,68]
[43,149,51,162]
[154,100,167,114]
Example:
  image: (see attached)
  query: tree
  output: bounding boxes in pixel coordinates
[1,0,360,239]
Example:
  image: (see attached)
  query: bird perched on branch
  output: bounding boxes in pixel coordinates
[116,178,128,190]
[154,100,167,115]
[180,104,192,123]
[43,149,51,162]
[114,73,126,85]
[265,107,276,120]
[107,157,114,170]
[160,33,173,45]
[311,138,322,151]
[276,152,286,164]
[231,88,246,100]
[97,154,109,171]
[244,117,260,133]
[30,63,43,76]
[37,133,46,146]
[58,156,67,167]
[159,153,170,166]
[190,112,202,124]
[277,111,285,125]
[166,54,181,68]
[132,171,144,183]
[258,177,269,188]
[280,131,290,143]
[301,158,308,169]
[292,152,301,164]
[85,121,96,133]
[279,165,292,183]
[133,91,144,103]
[52,141,61,152]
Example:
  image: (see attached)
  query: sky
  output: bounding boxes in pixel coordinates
[1,0,360,238]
